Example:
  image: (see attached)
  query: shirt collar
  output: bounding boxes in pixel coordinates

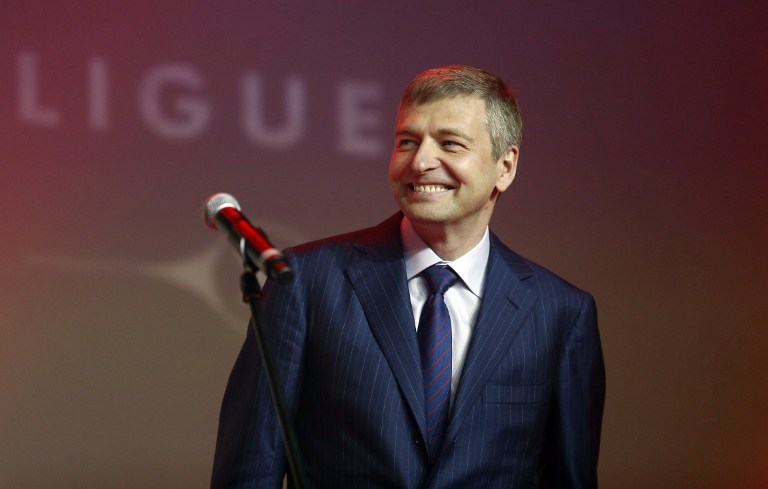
[400,216,490,298]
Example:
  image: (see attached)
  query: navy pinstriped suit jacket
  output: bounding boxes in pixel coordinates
[211,213,605,489]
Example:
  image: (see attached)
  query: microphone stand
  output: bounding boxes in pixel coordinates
[240,261,309,489]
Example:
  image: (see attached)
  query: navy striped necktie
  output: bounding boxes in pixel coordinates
[418,264,459,459]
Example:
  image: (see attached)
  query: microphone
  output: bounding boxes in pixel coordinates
[203,193,293,284]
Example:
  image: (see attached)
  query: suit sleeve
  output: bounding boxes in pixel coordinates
[545,292,606,489]
[210,266,307,489]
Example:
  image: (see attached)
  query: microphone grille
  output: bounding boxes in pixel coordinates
[203,192,241,229]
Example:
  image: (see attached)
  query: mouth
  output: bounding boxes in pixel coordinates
[409,183,454,193]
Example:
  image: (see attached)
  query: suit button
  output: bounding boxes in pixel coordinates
[414,438,422,446]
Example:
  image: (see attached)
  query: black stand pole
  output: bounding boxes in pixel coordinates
[240,265,309,489]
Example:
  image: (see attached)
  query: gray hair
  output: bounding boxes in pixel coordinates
[400,65,522,161]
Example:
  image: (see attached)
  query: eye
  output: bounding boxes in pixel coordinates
[396,138,417,150]
[441,140,465,150]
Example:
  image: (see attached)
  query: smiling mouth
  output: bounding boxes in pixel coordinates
[409,183,453,193]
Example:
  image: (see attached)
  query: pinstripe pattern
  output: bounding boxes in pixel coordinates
[211,213,605,489]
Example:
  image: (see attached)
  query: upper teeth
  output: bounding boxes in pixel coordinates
[413,184,449,193]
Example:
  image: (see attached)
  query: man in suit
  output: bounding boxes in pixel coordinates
[211,65,605,489]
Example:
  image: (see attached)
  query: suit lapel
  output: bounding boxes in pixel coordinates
[345,214,428,437]
[444,234,537,443]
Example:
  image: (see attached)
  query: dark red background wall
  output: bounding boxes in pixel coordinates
[1,2,766,487]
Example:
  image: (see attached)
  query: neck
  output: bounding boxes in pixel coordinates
[411,220,488,261]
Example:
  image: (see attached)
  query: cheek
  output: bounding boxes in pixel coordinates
[388,156,405,180]
[387,164,397,182]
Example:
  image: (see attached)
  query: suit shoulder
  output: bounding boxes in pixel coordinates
[528,257,591,297]
[284,213,401,265]
[287,227,369,256]
[491,233,593,301]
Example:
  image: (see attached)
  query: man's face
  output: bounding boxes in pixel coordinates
[389,96,517,236]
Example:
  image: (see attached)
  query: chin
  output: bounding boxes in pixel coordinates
[402,207,450,225]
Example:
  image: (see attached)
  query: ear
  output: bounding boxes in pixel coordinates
[495,145,519,193]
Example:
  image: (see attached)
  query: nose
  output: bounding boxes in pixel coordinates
[410,139,440,174]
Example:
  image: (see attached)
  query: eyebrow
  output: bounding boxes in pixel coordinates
[437,128,474,142]
[395,126,475,142]
[395,127,417,138]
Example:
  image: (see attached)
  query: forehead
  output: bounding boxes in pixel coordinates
[396,95,487,130]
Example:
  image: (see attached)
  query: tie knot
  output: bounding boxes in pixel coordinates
[421,265,459,297]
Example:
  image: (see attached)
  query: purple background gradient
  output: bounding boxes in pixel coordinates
[1,2,766,487]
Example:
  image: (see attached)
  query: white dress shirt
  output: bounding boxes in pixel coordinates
[400,217,490,405]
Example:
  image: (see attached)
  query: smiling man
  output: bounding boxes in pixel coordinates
[212,66,606,489]
[390,91,517,260]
